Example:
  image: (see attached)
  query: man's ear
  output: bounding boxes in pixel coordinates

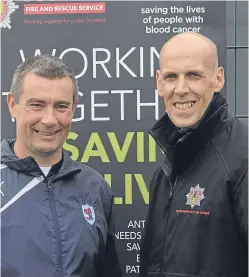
[7,93,18,119]
[214,66,225,92]
[156,70,164,97]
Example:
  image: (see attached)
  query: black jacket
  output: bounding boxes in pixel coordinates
[140,93,248,277]
[1,139,121,277]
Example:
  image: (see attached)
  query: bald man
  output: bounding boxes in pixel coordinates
[140,32,248,277]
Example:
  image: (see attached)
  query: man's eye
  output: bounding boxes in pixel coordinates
[57,104,69,111]
[165,74,177,79]
[188,72,200,78]
[29,103,42,109]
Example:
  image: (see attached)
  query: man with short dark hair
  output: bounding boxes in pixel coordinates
[140,33,248,277]
[1,55,121,277]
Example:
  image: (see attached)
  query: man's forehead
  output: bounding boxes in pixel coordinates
[20,74,74,102]
[160,51,206,69]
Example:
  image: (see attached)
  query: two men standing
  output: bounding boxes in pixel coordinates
[1,32,247,277]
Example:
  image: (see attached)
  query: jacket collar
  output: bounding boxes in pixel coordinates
[0,139,81,179]
[149,93,233,172]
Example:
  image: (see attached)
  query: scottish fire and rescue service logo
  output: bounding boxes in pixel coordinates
[186,184,205,208]
[82,204,95,225]
[0,0,19,29]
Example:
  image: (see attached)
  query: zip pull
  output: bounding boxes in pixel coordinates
[169,176,178,201]
[164,185,174,213]
[47,180,52,192]
[169,186,174,200]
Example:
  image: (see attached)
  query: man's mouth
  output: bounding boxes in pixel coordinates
[174,101,196,110]
[34,130,59,136]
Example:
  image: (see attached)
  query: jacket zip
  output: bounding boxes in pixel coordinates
[159,175,178,277]
[150,129,178,276]
[47,179,64,276]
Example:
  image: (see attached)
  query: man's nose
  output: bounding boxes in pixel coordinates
[40,108,57,127]
[174,76,189,95]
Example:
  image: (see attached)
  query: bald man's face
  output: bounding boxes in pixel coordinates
[156,39,224,128]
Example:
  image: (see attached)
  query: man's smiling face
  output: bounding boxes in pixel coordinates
[7,72,77,160]
[156,33,225,128]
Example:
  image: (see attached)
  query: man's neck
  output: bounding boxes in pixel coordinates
[13,141,62,167]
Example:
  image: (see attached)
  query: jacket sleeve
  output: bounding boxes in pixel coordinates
[233,168,248,246]
[96,194,122,277]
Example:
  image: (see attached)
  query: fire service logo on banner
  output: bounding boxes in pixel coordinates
[0,0,19,29]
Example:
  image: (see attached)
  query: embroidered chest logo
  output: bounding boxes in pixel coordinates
[82,204,95,225]
[186,184,205,208]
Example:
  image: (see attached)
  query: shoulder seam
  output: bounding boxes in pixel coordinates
[234,166,248,193]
